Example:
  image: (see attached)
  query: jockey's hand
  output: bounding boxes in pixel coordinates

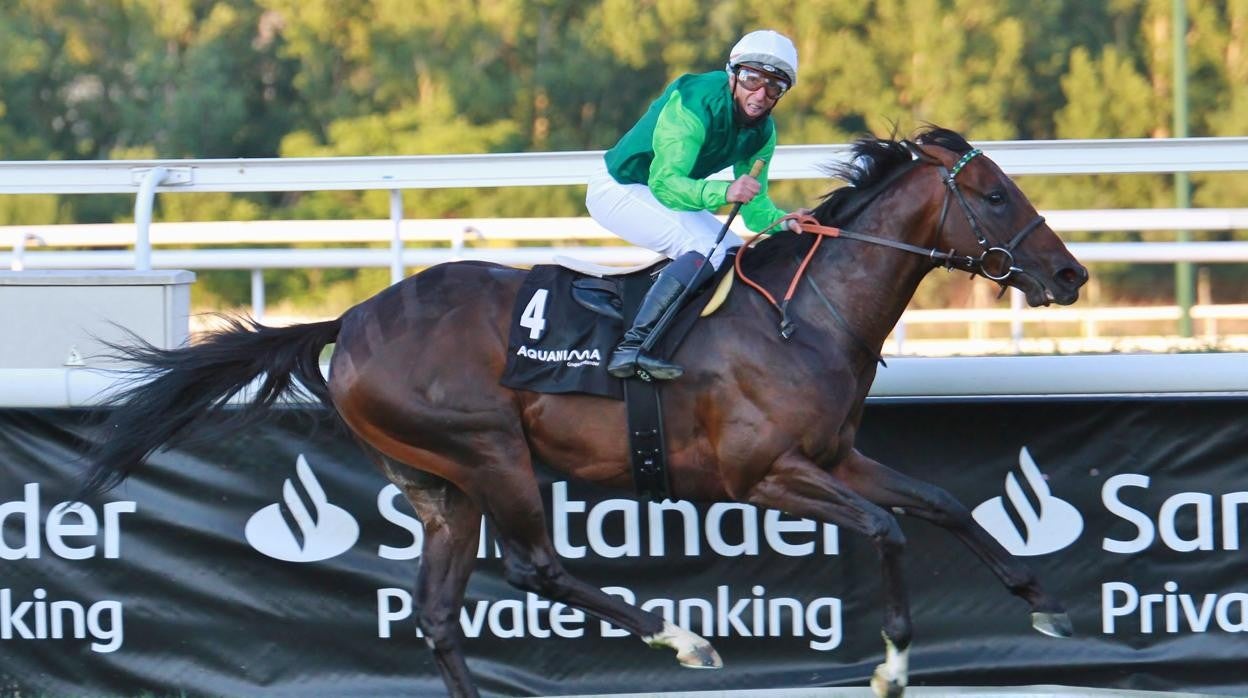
[783,208,814,233]
[726,175,761,204]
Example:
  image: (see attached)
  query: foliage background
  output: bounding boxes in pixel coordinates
[0,0,1244,312]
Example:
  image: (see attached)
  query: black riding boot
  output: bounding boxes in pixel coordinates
[607,254,702,380]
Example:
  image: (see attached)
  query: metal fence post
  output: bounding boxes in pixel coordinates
[389,189,404,285]
[1010,288,1025,354]
[10,233,45,271]
[133,166,169,271]
[251,269,266,320]
[451,226,465,261]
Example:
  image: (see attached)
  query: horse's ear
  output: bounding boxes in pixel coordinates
[902,140,939,164]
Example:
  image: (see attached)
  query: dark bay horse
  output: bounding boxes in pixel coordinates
[82,127,1088,698]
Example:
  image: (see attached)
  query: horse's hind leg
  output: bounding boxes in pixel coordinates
[837,449,1072,638]
[377,458,484,698]
[477,448,722,670]
[749,451,911,698]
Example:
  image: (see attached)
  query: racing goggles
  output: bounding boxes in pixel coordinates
[735,66,790,100]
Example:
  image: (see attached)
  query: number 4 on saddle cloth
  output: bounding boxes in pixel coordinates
[500,254,735,400]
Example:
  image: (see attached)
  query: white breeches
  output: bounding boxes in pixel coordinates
[586,168,743,270]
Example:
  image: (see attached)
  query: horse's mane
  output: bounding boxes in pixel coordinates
[738,125,973,275]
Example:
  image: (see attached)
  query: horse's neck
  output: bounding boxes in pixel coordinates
[805,191,937,353]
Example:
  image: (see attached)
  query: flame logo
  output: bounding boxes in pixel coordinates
[972,447,1083,556]
[245,455,360,562]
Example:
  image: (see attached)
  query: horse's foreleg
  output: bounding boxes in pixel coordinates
[749,452,910,698]
[480,456,722,670]
[383,462,484,698]
[837,449,1072,638]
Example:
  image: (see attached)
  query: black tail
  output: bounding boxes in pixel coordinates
[79,316,342,499]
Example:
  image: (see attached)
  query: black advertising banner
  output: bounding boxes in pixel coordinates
[1,401,1246,697]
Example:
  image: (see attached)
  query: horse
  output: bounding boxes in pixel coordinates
[80,126,1088,698]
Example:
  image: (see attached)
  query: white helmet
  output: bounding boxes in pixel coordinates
[727,30,798,87]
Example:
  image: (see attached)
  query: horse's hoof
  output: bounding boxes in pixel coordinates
[643,621,723,669]
[677,640,723,669]
[1032,611,1074,638]
[871,667,906,698]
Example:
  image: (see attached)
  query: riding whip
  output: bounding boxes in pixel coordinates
[639,159,765,354]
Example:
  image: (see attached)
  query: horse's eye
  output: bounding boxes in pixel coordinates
[985,190,1007,206]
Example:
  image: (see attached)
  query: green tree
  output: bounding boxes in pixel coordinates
[3,1,1246,312]
[1190,0,1248,208]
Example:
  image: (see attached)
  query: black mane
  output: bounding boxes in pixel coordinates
[813,125,973,226]
[738,125,973,276]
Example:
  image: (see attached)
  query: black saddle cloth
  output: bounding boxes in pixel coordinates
[499,261,726,399]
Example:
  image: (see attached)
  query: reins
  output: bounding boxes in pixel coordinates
[733,218,835,337]
[733,215,983,340]
[734,142,1046,353]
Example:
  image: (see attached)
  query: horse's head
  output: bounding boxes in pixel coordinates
[908,128,1088,306]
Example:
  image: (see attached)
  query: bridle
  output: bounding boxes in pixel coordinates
[910,142,1046,282]
[734,141,1048,350]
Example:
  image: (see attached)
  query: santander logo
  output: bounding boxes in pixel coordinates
[245,455,359,562]
[972,447,1083,556]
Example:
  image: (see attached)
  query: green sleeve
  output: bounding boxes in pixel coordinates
[737,130,788,234]
[648,91,730,211]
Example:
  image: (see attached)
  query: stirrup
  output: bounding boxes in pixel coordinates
[636,353,683,381]
[607,346,640,378]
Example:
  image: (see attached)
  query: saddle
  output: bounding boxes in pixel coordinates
[563,254,737,324]
[559,254,663,322]
[499,255,736,400]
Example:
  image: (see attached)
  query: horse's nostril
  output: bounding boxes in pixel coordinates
[1056,265,1088,287]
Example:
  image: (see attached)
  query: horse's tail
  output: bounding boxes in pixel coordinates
[79,316,341,499]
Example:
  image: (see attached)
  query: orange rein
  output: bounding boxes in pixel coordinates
[734,213,842,318]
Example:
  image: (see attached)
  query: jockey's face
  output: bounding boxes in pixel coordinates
[731,66,788,121]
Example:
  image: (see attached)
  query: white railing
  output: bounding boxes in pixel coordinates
[889,303,1248,355]
[13,240,1248,272]
[4,137,1248,196]
[2,137,1247,272]
[4,208,1247,248]
[1,138,1246,345]
[4,210,1247,326]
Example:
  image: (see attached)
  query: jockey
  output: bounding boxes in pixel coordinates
[586,29,804,381]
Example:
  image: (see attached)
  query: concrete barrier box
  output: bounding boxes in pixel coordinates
[0,270,195,369]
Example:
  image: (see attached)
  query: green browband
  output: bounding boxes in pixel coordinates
[950,148,982,178]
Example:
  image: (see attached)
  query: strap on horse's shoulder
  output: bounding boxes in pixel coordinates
[621,271,670,501]
[624,380,668,501]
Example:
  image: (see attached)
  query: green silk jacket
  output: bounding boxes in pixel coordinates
[604,71,786,233]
